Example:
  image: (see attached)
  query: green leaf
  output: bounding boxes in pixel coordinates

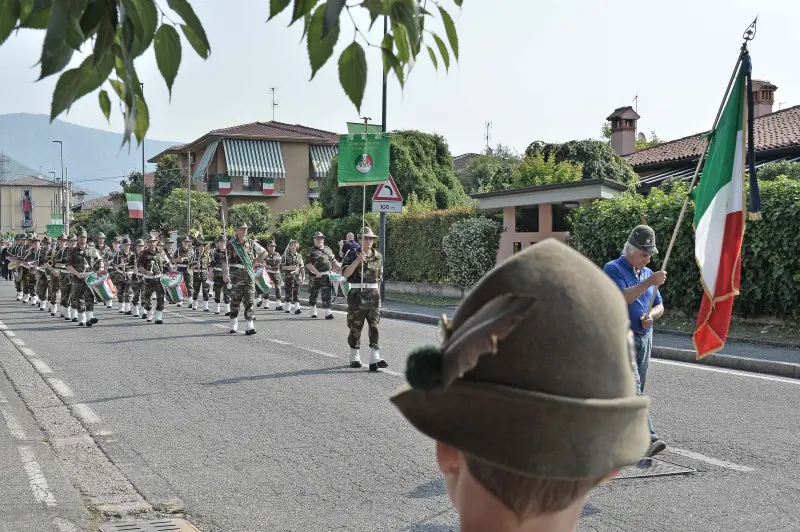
[268,0,291,20]
[322,0,345,38]
[19,0,34,22]
[76,51,114,99]
[361,0,387,28]
[109,78,125,100]
[306,3,339,79]
[50,68,82,120]
[437,5,458,60]
[393,23,409,62]
[20,0,50,29]
[50,52,114,121]
[390,0,419,55]
[154,24,181,98]
[426,44,437,71]
[166,0,210,56]
[93,18,115,63]
[290,0,317,25]
[0,0,20,47]
[65,13,84,50]
[78,0,106,37]
[120,0,144,44]
[453,0,462,6]
[432,32,449,71]
[39,0,75,80]
[134,94,149,143]
[179,23,208,59]
[98,89,111,122]
[381,32,403,87]
[338,41,367,111]
[135,0,158,56]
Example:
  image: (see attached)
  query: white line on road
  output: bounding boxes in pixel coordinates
[667,447,756,472]
[1,406,28,440]
[54,518,78,532]
[47,378,75,398]
[72,403,101,425]
[20,346,36,358]
[11,337,25,346]
[29,358,53,375]
[3,329,15,337]
[18,446,58,507]
[652,359,800,385]
[0,390,6,403]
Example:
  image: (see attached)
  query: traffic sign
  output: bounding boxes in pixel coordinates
[372,201,402,213]
[372,174,403,202]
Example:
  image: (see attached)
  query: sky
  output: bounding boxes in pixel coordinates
[1,0,799,159]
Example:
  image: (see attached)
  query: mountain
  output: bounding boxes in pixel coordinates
[0,151,37,178]
[0,113,182,196]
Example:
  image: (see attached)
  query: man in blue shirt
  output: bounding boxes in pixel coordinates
[603,225,667,458]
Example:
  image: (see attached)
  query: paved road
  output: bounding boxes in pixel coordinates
[0,284,798,531]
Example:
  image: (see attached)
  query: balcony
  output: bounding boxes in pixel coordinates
[208,175,285,197]
[308,177,322,199]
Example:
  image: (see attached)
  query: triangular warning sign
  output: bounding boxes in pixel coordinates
[372,174,403,202]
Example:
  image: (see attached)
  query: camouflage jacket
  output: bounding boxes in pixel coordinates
[190,249,209,271]
[304,245,336,274]
[263,251,282,274]
[208,248,226,272]
[342,249,383,285]
[137,248,170,276]
[67,245,92,276]
[226,239,265,266]
[281,250,303,279]
[172,246,193,269]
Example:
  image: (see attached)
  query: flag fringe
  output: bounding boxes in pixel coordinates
[748,212,762,221]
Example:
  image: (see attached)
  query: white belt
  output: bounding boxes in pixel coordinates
[213,267,222,271]
[55,263,66,268]
[60,269,69,274]
[229,264,246,269]
[265,270,278,274]
[349,283,378,289]
[141,274,163,279]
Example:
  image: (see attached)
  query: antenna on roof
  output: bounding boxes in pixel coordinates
[271,88,279,121]
[484,121,492,153]
[779,101,787,110]
[633,95,639,113]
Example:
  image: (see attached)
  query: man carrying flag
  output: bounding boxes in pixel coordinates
[222,221,268,335]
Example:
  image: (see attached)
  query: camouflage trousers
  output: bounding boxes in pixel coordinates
[26,272,37,296]
[130,277,142,305]
[284,275,300,303]
[213,275,229,304]
[59,273,72,308]
[142,280,164,311]
[176,268,193,300]
[70,277,94,313]
[267,272,283,301]
[346,289,381,350]
[14,271,23,293]
[49,273,60,305]
[308,275,332,308]
[192,272,209,301]
[229,271,255,320]
[113,274,132,303]
[36,273,50,303]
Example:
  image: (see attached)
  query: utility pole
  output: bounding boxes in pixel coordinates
[271,88,278,121]
[141,82,147,237]
[484,121,492,153]
[186,150,191,234]
[379,15,388,300]
[52,140,64,232]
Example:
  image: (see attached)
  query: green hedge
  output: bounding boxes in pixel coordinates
[568,178,800,320]
[442,217,502,289]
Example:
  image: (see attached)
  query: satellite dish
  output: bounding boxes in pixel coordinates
[638,132,647,142]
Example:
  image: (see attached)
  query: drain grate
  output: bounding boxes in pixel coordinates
[614,457,696,479]
[99,518,201,532]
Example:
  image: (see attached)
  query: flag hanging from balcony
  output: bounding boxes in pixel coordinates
[126,193,144,219]
[691,50,761,359]
[218,176,231,195]
[262,177,275,195]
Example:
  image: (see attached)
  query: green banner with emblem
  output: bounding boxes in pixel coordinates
[46,224,64,237]
[337,133,390,187]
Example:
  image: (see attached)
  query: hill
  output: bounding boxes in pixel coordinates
[0,113,182,196]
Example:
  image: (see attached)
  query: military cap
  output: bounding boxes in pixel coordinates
[234,221,249,229]
[30,234,40,242]
[75,228,88,237]
[26,233,34,240]
[135,238,145,246]
[41,236,50,244]
[195,238,206,246]
[58,233,67,240]
[182,235,192,242]
[313,231,324,238]
[289,239,298,245]
[112,236,121,243]
[68,233,77,241]
[96,232,106,238]
[147,234,158,241]
[391,239,650,479]
[627,225,658,255]
[358,227,378,239]
[266,239,276,247]
[215,235,224,243]
[121,237,131,245]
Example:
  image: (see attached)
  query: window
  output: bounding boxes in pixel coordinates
[242,176,249,187]
[515,207,539,232]
[21,189,33,227]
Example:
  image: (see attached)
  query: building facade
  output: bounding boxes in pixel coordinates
[0,176,71,234]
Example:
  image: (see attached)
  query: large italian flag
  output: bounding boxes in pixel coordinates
[126,193,143,219]
[218,176,231,194]
[692,64,748,359]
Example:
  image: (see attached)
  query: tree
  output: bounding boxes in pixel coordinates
[72,207,117,239]
[484,154,582,192]
[461,146,521,193]
[758,160,800,181]
[160,188,221,236]
[116,171,148,237]
[635,131,662,150]
[0,0,464,145]
[228,203,273,234]
[319,130,469,219]
[525,139,638,186]
[146,155,183,231]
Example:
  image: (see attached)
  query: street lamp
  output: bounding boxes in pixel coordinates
[52,140,65,231]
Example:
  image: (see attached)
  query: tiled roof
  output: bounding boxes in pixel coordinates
[625,105,800,168]
[208,121,339,143]
[79,195,114,211]
[2,175,62,187]
[143,172,155,188]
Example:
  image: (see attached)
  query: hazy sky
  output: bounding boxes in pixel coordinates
[1,0,798,158]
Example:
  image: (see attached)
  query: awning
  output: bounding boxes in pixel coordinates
[309,144,338,178]
[192,139,219,180]
[222,139,286,178]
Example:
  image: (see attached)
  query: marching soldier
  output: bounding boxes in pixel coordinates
[66,228,98,326]
[172,235,193,307]
[281,239,304,314]
[105,237,122,310]
[23,234,42,306]
[222,221,268,335]
[263,240,284,311]
[191,236,211,311]
[137,234,168,324]
[34,236,52,311]
[111,238,134,314]
[209,235,230,315]
[304,231,341,319]
[60,234,77,319]
[18,234,35,303]
[341,227,387,371]
[47,233,67,316]
[9,234,24,300]
[129,239,145,317]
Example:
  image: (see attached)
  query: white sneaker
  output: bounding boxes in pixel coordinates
[229,318,238,333]
[177,302,182,307]
[193,299,199,310]
[349,348,362,368]
[266,299,274,311]
[215,303,221,314]
[245,319,255,335]
[310,305,318,318]
[147,310,153,322]
[203,300,209,311]
[155,310,163,324]
[369,347,388,371]
[78,312,86,325]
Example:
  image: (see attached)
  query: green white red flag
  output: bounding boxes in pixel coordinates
[126,193,143,219]
[218,176,231,194]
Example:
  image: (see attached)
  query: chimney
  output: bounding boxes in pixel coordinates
[752,80,778,118]
[606,106,640,156]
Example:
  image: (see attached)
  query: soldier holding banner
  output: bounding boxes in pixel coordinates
[222,221,268,335]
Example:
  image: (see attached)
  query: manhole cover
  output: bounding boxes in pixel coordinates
[614,457,696,479]
[99,519,201,532]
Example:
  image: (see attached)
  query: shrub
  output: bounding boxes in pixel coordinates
[442,217,502,289]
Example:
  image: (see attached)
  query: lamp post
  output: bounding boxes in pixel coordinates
[52,140,64,232]
[141,82,147,236]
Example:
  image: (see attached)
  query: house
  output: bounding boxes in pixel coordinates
[0,175,72,234]
[606,81,800,191]
[148,121,339,218]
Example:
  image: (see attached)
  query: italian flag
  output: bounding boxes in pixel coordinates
[263,177,275,195]
[126,193,143,219]
[218,176,231,194]
[692,63,750,359]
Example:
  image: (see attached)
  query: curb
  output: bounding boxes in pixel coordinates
[658,328,800,350]
[302,298,800,380]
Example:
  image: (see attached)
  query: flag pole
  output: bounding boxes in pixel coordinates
[645,19,757,317]
[359,116,371,284]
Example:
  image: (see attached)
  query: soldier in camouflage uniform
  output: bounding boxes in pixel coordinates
[129,239,145,317]
[92,232,110,307]
[137,234,168,324]
[18,234,36,304]
[172,235,193,307]
[223,221,268,334]
[262,240,284,311]
[66,228,98,326]
[9,234,25,300]
[47,233,67,316]
[304,231,341,319]
[34,236,52,311]
[190,236,211,311]
[209,235,230,315]
[281,239,304,314]
[111,238,134,314]
[60,234,76,319]
[342,227,387,371]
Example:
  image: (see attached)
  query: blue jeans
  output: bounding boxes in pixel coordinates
[633,329,658,442]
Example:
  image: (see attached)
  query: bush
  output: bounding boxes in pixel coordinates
[568,177,800,320]
[757,161,800,181]
[228,203,273,234]
[442,217,502,289]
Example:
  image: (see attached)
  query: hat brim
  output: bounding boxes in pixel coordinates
[390,379,650,479]
[636,245,658,255]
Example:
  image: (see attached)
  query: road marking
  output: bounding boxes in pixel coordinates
[18,446,58,507]
[30,358,53,375]
[652,359,800,385]
[20,346,36,358]
[668,447,756,472]
[270,339,290,345]
[54,518,79,532]
[1,406,28,440]
[4,329,15,337]
[0,390,6,403]
[72,403,101,424]
[47,378,75,399]
[305,348,339,359]
[11,337,25,346]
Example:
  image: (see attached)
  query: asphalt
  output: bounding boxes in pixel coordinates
[0,283,799,531]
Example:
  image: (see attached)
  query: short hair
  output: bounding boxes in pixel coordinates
[622,241,638,257]
[465,455,605,519]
